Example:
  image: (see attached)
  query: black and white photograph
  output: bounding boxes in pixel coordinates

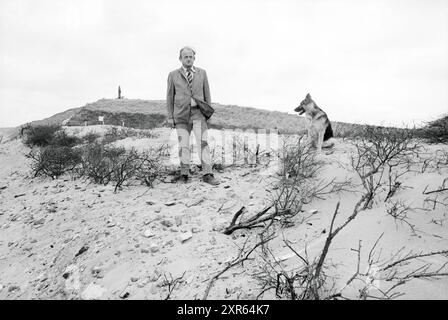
[0,0,447,305]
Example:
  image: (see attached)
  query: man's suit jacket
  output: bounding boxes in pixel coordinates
[166,66,211,125]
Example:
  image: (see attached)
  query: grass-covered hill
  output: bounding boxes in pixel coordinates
[20,98,362,135]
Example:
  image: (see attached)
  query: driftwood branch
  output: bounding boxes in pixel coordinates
[325,240,362,300]
[314,202,341,279]
[422,177,448,195]
[161,271,186,300]
[223,205,282,235]
[381,250,448,272]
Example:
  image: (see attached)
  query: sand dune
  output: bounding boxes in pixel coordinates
[0,127,447,300]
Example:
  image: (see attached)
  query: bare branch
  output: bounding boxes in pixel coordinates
[203,234,275,300]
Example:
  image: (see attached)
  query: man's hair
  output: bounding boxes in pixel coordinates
[179,46,196,59]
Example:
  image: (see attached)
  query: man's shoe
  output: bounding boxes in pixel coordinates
[171,174,189,184]
[202,173,219,186]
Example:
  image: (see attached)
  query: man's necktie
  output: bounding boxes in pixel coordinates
[186,69,193,84]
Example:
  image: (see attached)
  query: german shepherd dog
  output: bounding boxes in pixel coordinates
[294,93,334,152]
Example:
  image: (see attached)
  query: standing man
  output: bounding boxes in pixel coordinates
[166,46,219,185]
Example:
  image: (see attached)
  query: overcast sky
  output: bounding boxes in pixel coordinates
[1,0,447,128]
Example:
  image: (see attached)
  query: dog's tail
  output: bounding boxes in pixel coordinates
[324,123,334,141]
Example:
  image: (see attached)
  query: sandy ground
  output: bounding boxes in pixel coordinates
[0,126,447,300]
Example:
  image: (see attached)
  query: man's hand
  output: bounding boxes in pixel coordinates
[166,118,175,128]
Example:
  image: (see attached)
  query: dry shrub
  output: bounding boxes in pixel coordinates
[80,142,166,192]
[27,145,82,178]
[22,124,61,147]
[108,146,165,192]
[274,136,352,220]
[348,125,421,209]
[21,123,83,148]
[273,136,324,218]
[80,142,126,185]
[25,128,167,191]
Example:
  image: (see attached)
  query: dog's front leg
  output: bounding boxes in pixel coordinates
[316,130,324,154]
[305,117,313,148]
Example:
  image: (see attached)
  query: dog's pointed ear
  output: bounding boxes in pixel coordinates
[306,93,311,99]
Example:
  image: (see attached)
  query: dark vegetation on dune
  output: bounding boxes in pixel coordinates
[418,115,448,144]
